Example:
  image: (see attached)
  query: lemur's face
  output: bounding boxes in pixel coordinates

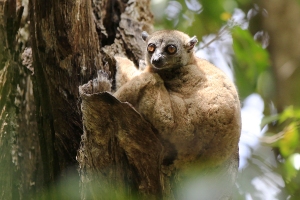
[142,30,198,71]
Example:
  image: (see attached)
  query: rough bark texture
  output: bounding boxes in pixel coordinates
[0,3,14,198]
[78,89,163,200]
[0,0,41,199]
[29,2,98,190]
[28,0,153,198]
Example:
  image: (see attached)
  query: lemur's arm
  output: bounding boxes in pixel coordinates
[113,57,174,129]
[114,56,142,90]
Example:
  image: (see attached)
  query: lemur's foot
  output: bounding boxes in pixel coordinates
[92,70,112,93]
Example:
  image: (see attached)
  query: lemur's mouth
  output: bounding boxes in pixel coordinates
[151,62,182,72]
[151,64,170,71]
[151,64,163,70]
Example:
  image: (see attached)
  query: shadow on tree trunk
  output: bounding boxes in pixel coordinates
[78,83,164,199]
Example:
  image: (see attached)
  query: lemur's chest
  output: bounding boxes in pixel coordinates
[138,89,201,128]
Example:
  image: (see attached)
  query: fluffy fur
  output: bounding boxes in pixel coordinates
[114,30,241,169]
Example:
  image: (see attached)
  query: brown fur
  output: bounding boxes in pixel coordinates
[113,30,241,170]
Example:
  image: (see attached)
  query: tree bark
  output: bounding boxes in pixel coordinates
[78,89,163,199]
[1,0,41,199]
[258,0,300,110]
[28,0,153,198]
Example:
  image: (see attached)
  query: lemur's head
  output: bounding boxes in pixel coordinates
[142,30,198,71]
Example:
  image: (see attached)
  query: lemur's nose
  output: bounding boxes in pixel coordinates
[151,54,163,67]
[152,57,162,65]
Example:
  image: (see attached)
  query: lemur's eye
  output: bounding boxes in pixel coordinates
[166,45,177,54]
[147,43,156,53]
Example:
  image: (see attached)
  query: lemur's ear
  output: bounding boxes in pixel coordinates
[142,31,149,41]
[185,36,198,51]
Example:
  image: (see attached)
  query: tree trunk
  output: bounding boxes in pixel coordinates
[258,0,300,110]
[28,0,152,198]
[0,0,42,199]
[77,90,163,199]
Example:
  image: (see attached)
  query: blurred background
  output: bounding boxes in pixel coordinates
[150,0,300,199]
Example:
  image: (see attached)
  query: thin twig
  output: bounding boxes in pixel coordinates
[199,25,229,49]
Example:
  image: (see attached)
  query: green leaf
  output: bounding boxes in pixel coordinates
[260,114,279,128]
[284,155,298,183]
[278,123,299,157]
[278,106,300,124]
[232,27,270,99]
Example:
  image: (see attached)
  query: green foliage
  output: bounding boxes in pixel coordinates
[262,107,300,198]
[276,108,300,158]
[232,26,270,99]
[160,0,234,38]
